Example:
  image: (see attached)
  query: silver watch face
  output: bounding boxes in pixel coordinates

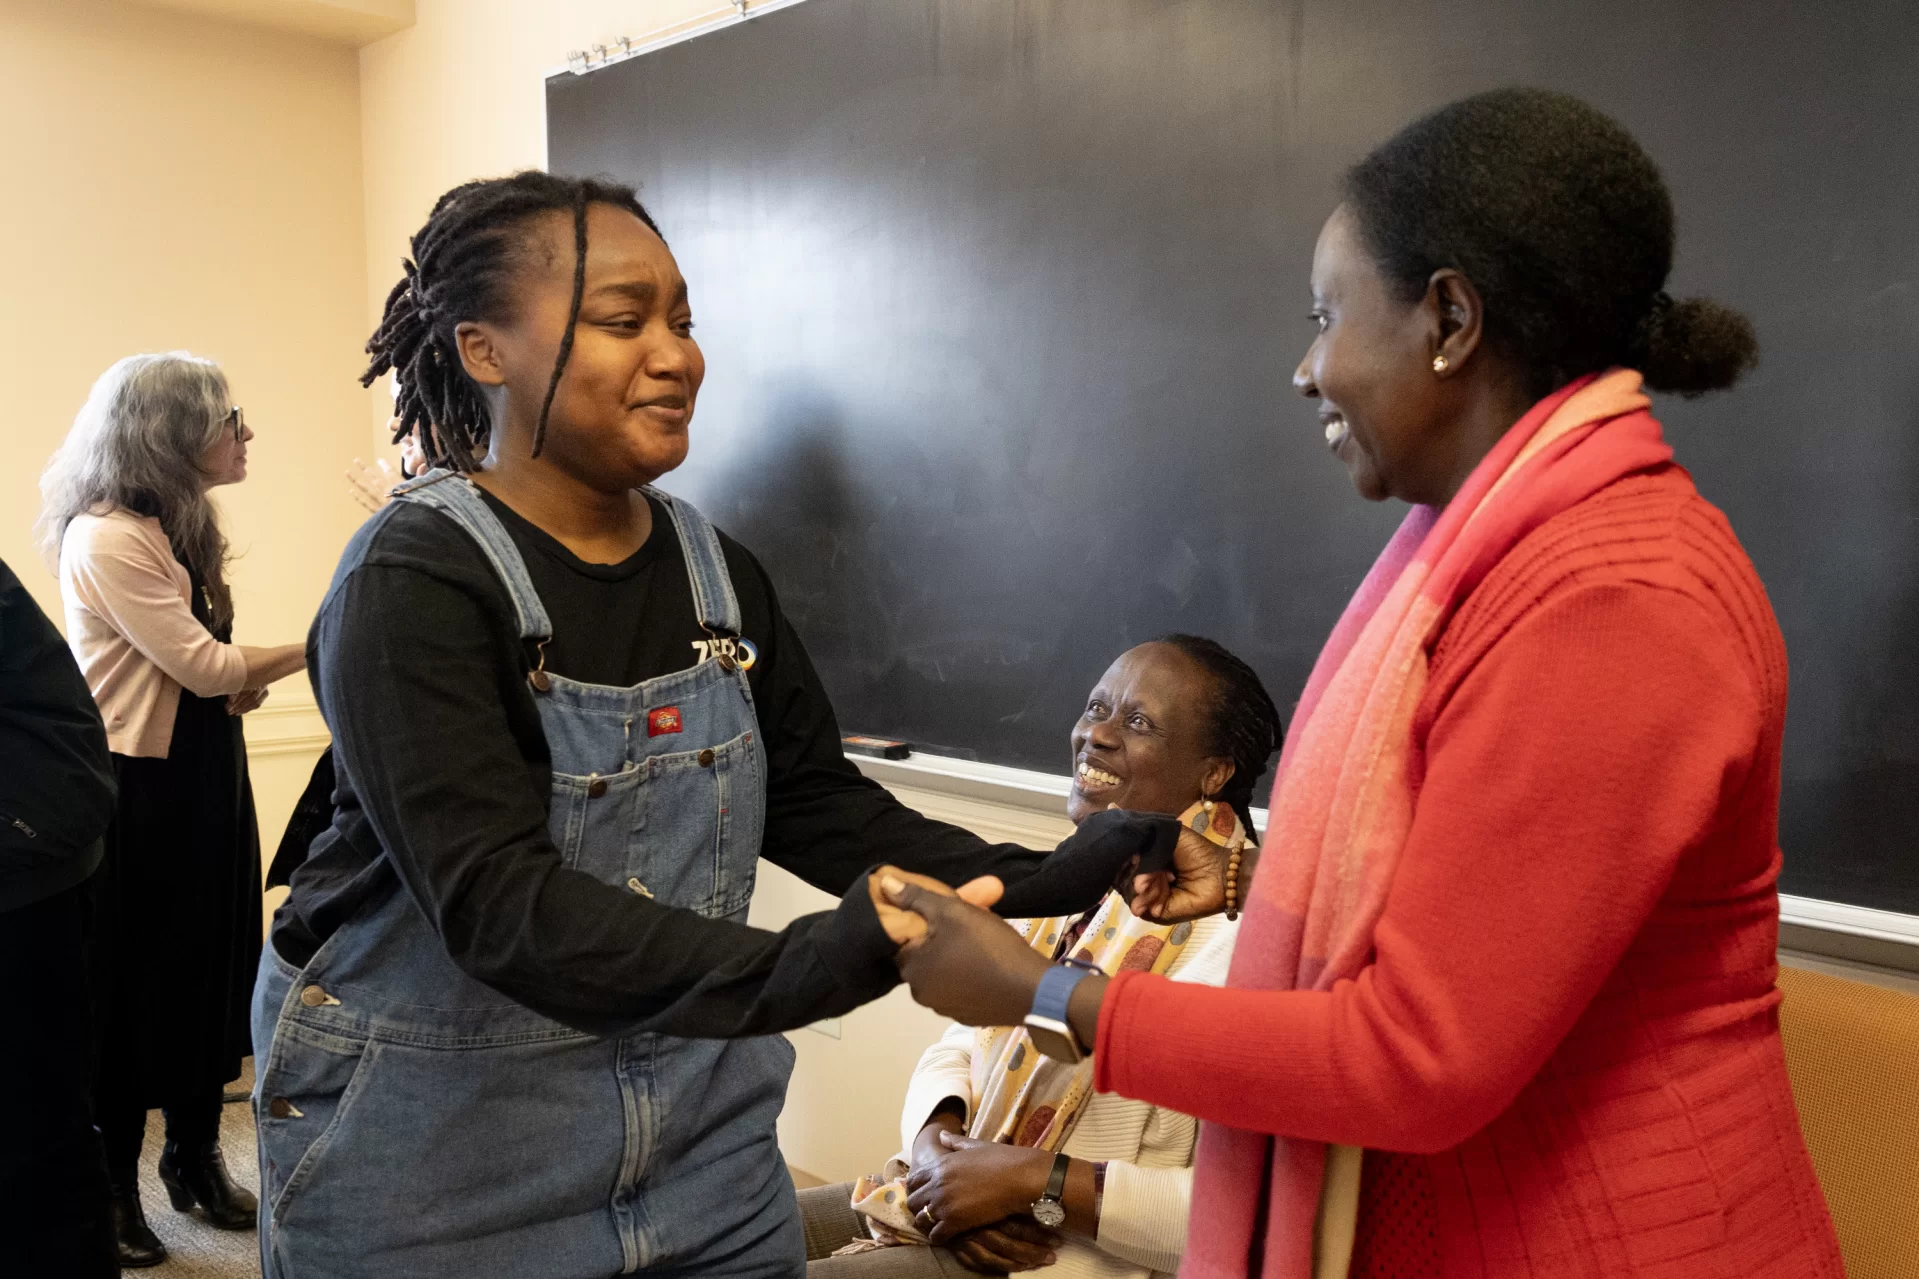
[1032,1198,1066,1229]
[1023,1018,1082,1064]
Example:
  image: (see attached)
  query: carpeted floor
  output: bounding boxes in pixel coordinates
[126,1060,261,1278]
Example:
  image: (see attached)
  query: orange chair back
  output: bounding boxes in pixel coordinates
[1776,964,1919,1279]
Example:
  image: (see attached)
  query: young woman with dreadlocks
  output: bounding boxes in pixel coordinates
[251,172,1189,1279]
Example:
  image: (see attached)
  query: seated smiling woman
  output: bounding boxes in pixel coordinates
[884,90,1843,1279]
[798,637,1281,1279]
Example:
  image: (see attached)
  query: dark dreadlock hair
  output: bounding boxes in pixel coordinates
[1154,634,1285,838]
[1344,88,1758,401]
[361,171,664,470]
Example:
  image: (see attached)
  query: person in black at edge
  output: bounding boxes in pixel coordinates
[0,558,120,1279]
[254,172,1191,1279]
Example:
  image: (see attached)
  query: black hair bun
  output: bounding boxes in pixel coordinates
[1345,89,1763,402]
[1638,294,1760,397]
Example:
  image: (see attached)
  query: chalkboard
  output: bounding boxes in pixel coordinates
[548,0,1919,914]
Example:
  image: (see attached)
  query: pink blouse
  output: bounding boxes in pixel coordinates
[59,509,248,757]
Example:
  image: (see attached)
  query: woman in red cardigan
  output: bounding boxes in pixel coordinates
[882,89,1844,1279]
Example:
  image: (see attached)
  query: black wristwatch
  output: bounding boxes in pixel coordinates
[1030,1152,1071,1228]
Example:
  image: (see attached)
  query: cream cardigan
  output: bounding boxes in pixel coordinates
[897,911,1237,1279]
[59,509,249,757]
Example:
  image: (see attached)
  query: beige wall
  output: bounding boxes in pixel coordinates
[0,0,371,852]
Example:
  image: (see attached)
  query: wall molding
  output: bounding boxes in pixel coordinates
[854,752,1917,971]
[245,694,329,759]
[1778,895,1919,946]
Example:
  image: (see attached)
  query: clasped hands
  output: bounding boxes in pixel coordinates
[901,1112,1063,1273]
[864,819,1235,1030]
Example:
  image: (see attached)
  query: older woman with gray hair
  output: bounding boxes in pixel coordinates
[37,352,306,1268]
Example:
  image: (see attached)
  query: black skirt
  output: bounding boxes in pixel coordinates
[91,686,262,1105]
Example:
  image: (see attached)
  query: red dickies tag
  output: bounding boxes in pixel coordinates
[647,707,684,737]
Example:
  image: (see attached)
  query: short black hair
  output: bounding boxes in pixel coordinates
[1153,634,1284,838]
[361,171,664,470]
[1344,87,1757,399]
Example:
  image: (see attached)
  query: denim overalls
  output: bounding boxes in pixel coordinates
[252,473,801,1279]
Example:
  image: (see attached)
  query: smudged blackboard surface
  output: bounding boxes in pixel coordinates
[550,0,1919,913]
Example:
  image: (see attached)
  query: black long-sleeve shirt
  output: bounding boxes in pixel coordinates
[273,490,1164,1039]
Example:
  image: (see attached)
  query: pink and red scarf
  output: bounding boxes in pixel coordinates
[1184,370,1674,1278]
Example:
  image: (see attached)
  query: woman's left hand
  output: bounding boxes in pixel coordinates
[882,877,1051,1026]
[1128,826,1247,923]
[226,687,268,716]
[904,1130,1055,1242]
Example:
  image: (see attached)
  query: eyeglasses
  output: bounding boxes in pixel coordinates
[221,405,246,443]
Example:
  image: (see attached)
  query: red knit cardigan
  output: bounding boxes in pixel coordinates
[1094,465,1844,1278]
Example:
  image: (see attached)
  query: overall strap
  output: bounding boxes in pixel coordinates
[391,470,553,643]
[642,486,741,637]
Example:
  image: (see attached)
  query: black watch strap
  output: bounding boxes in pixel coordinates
[1045,1152,1070,1201]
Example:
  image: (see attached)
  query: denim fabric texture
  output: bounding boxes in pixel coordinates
[253,474,801,1279]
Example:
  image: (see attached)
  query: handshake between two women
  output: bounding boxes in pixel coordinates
[871,810,1243,1029]
[869,815,1248,1040]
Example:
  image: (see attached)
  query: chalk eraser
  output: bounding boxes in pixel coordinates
[843,734,912,760]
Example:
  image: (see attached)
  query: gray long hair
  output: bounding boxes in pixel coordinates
[37,352,236,629]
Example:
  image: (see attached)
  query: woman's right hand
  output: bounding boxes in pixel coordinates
[884,882,1052,1026]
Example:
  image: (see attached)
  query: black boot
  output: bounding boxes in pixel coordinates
[157,1140,258,1230]
[109,1183,168,1268]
